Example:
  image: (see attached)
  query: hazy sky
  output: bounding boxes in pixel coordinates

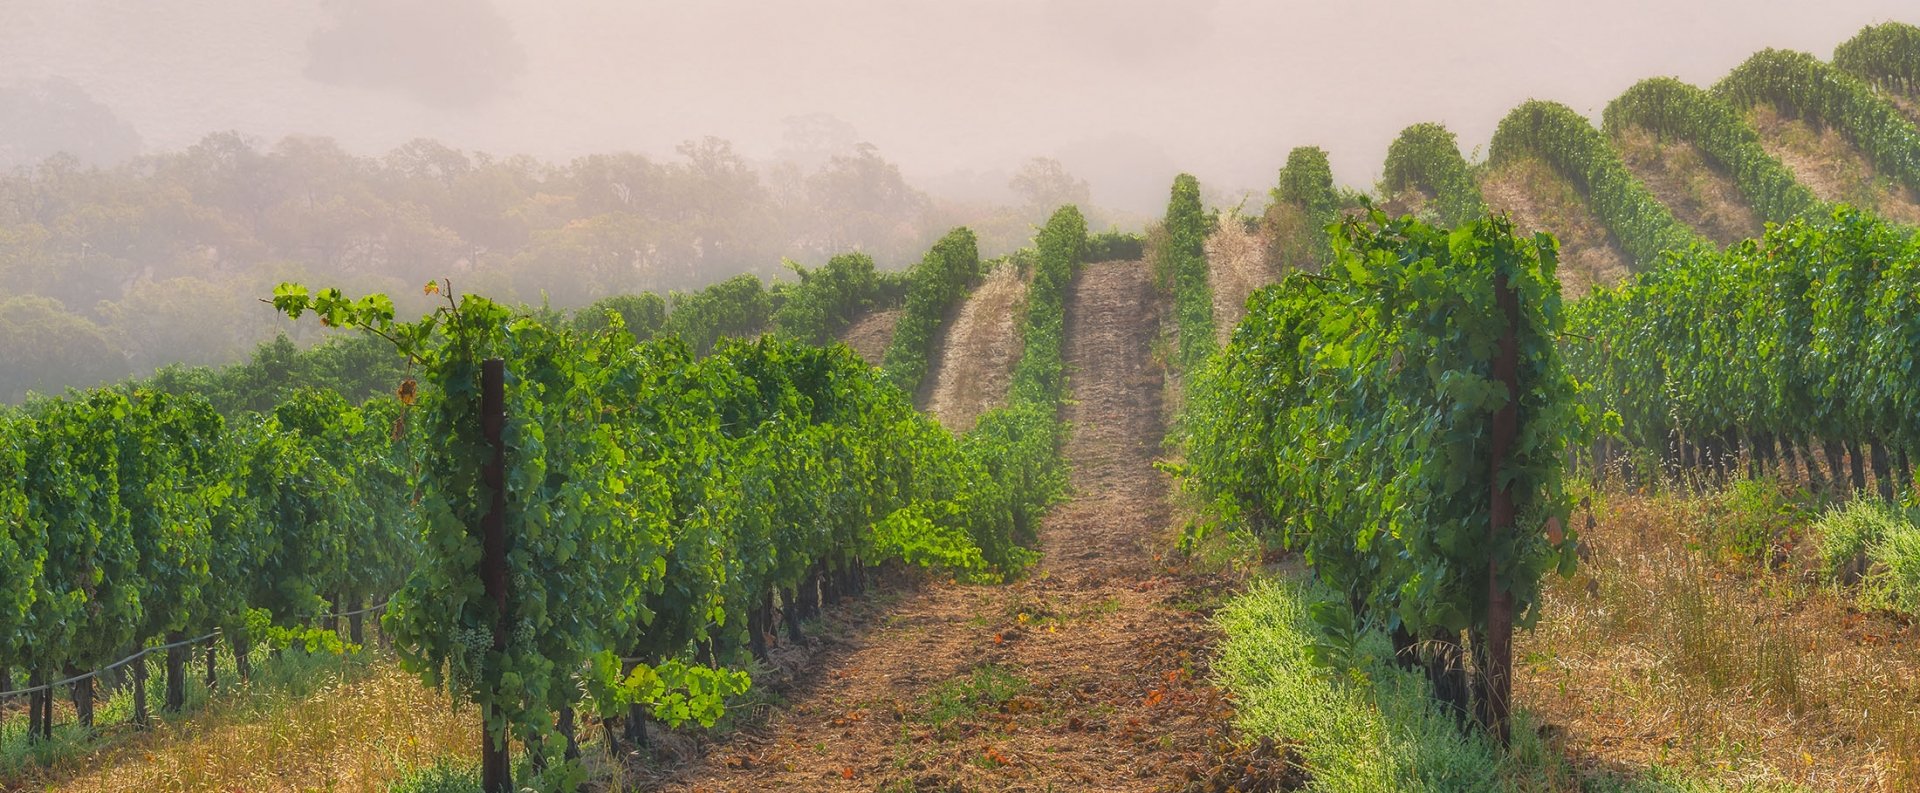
[2,1,1914,212]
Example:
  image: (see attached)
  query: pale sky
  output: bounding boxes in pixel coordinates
[2,1,1913,212]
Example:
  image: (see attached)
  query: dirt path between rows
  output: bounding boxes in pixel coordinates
[1204,219,1277,344]
[660,261,1232,793]
[925,266,1028,433]
[840,308,902,367]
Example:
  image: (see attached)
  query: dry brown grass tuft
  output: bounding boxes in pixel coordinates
[15,658,474,793]
[1518,489,1920,792]
[1203,213,1277,345]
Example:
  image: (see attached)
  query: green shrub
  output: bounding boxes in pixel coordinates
[1084,230,1145,262]
[1151,174,1216,373]
[770,251,884,344]
[881,228,981,395]
[1382,123,1487,226]
[660,274,772,355]
[572,292,667,341]
[1265,147,1341,269]
[1833,22,1920,98]
[1815,498,1920,615]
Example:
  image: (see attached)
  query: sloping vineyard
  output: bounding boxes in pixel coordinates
[0,218,1069,792]
[265,275,1060,790]
[1715,48,1920,204]
[1604,77,1826,225]
[1567,208,1920,500]
[1488,100,1706,271]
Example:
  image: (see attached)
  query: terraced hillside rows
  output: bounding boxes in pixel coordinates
[662,260,1231,792]
[924,265,1028,432]
[1611,128,1762,245]
[1747,104,1920,225]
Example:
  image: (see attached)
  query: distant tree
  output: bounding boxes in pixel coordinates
[807,144,931,257]
[0,296,129,402]
[0,77,141,169]
[776,114,861,170]
[1010,157,1092,212]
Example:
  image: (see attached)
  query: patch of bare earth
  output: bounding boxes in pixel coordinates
[1204,220,1277,344]
[1375,189,1432,220]
[925,266,1028,433]
[1480,157,1632,298]
[1748,103,1920,225]
[1518,492,1920,792]
[655,262,1241,793]
[1612,126,1762,245]
[840,308,902,367]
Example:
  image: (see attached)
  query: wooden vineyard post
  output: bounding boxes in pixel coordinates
[480,358,513,793]
[1478,269,1520,746]
[131,655,150,727]
[166,631,187,711]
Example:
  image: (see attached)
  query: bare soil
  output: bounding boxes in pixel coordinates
[925,267,1028,433]
[1748,103,1920,226]
[839,308,902,367]
[1612,126,1762,245]
[1480,158,1632,298]
[656,262,1240,793]
[1203,220,1277,344]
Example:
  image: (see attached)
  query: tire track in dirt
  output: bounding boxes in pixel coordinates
[657,262,1233,793]
[839,308,902,367]
[1204,219,1277,344]
[925,266,1027,433]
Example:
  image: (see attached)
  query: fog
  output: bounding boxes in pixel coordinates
[4,1,1913,213]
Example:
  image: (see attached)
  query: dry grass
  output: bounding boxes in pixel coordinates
[1479,157,1631,297]
[10,657,474,793]
[837,307,902,367]
[1203,213,1277,344]
[1258,202,1323,275]
[1748,103,1920,225]
[1518,488,1920,792]
[925,265,1027,433]
[1612,127,1763,246]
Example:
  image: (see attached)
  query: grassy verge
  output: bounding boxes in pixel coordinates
[1214,570,1818,792]
[1517,482,1918,791]
[5,651,473,792]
